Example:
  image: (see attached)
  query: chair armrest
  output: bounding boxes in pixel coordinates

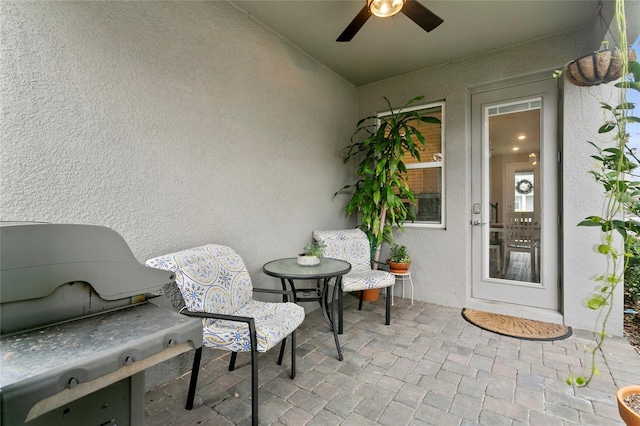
[179,307,254,324]
[253,287,295,302]
[372,259,390,271]
[178,308,259,353]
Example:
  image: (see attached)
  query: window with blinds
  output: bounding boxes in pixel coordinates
[379,102,445,227]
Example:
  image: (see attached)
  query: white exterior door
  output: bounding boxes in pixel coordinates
[471,79,559,310]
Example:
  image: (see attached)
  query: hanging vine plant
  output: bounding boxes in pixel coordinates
[558,0,640,389]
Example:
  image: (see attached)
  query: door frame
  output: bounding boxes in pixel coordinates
[469,77,561,317]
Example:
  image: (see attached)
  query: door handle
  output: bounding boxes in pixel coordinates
[470,220,487,226]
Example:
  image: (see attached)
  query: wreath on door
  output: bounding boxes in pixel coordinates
[516,179,533,194]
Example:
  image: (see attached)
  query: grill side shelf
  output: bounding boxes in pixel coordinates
[0,302,203,425]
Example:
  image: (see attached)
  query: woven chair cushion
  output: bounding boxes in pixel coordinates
[313,229,371,273]
[342,270,395,292]
[147,245,304,353]
[175,257,253,314]
[146,244,237,275]
[202,299,304,352]
[313,229,395,290]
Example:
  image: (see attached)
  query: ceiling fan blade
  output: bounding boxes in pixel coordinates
[401,0,443,33]
[336,5,371,42]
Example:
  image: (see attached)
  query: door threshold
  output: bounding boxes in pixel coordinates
[466,299,564,325]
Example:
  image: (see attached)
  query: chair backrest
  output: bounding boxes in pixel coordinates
[313,229,372,273]
[504,212,538,246]
[146,244,253,314]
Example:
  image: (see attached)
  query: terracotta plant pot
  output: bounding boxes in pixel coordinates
[357,288,381,302]
[617,385,640,426]
[387,260,411,274]
[564,48,623,87]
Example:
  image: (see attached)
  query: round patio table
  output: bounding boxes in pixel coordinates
[263,258,351,360]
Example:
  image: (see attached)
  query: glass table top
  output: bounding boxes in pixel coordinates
[263,258,351,280]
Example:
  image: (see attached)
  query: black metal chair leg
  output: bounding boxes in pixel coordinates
[358,290,364,310]
[338,287,344,335]
[277,336,286,366]
[185,347,202,410]
[229,351,237,371]
[290,330,296,379]
[385,286,391,325]
[249,324,258,426]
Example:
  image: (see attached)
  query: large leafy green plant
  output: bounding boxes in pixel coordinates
[567,0,640,387]
[336,96,441,264]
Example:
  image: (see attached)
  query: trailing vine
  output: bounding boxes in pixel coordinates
[565,0,640,387]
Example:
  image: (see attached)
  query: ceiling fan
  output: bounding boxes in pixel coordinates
[337,0,443,42]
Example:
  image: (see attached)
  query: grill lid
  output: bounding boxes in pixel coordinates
[0,222,174,304]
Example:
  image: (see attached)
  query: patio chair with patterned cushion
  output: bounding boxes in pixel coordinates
[313,229,395,334]
[146,244,305,426]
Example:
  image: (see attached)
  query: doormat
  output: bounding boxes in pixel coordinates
[461,308,572,341]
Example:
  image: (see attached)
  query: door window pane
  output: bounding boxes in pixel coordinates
[487,100,541,283]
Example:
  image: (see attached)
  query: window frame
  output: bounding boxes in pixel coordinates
[376,100,446,229]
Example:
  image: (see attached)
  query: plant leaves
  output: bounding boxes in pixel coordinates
[598,122,616,133]
[587,295,607,310]
[614,102,635,110]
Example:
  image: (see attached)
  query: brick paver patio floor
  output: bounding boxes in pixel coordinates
[144,295,640,425]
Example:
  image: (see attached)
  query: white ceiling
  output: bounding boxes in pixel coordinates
[231,0,600,86]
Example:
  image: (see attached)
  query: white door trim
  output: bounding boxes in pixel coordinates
[470,78,560,313]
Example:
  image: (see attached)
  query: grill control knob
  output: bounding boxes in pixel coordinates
[68,378,79,389]
[124,356,134,366]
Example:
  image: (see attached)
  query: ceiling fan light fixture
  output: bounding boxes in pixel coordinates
[368,0,405,18]
[337,0,441,42]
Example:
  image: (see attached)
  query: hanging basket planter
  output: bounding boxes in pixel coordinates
[564,48,623,87]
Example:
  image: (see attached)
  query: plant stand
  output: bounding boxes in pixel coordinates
[390,271,414,305]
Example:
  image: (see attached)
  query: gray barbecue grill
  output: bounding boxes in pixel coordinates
[0,222,203,425]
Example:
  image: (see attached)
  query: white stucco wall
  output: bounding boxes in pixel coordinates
[355,17,636,337]
[1,1,355,274]
[561,80,625,335]
[1,1,355,389]
[356,28,588,308]
[561,0,639,334]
